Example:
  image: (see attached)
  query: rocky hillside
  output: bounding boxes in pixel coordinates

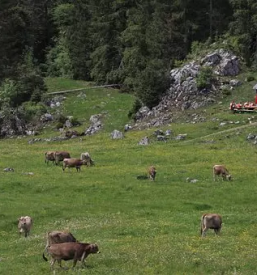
[134,49,241,128]
[0,49,244,138]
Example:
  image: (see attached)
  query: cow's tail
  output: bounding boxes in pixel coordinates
[43,252,48,261]
[43,242,49,261]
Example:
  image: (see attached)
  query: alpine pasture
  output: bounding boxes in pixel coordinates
[1,78,257,274]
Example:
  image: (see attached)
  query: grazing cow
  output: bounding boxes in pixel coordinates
[54,151,71,165]
[200,213,222,237]
[18,216,33,237]
[46,231,77,246]
[45,151,56,165]
[43,242,100,269]
[43,231,77,260]
[148,166,157,181]
[62,158,87,172]
[80,152,95,166]
[213,165,232,181]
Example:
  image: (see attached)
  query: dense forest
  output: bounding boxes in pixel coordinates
[0,0,257,112]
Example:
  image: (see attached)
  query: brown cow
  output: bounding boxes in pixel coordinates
[45,231,77,247]
[200,213,222,237]
[43,242,100,269]
[62,158,87,172]
[213,165,232,181]
[148,166,157,181]
[18,216,33,237]
[45,151,56,165]
[43,231,77,261]
[54,151,71,165]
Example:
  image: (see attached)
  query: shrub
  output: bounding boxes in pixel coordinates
[245,75,255,82]
[20,102,47,121]
[70,116,81,126]
[128,98,142,118]
[196,66,213,90]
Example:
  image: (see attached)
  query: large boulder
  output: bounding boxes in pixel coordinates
[111,130,124,139]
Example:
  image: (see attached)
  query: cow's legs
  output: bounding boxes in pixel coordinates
[214,228,221,235]
[213,171,216,181]
[81,251,87,267]
[201,227,208,237]
[57,259,62,268]
[50,259,56,270]
[72,259,78,268]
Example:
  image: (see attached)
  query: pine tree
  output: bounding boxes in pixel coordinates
[229,0,257,66]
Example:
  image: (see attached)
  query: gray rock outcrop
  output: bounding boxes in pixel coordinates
[134,49,241,128]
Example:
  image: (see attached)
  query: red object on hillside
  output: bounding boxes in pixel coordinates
[229,98,257,113]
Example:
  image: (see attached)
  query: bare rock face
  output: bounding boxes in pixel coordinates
[134,49,240,128]
[84,114,103,135]
[0,114,27,137]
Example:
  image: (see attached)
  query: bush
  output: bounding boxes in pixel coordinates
[21,102,47,121]
[128,98,142,118]
[70,116,81,126]
[196,66,213,90]
[56,113,67,125]
[245,75,255,82]
[0,73,47,108]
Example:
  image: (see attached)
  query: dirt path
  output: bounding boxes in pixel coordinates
[182,121,257,144]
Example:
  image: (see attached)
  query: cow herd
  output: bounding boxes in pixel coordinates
[17,157,231,270]
[17,219,100,270]
[45,150,95,172]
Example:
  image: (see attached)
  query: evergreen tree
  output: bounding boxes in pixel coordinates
[229,0,257,66]
[89,0,131,84]
[67,0,92,80]
[0,0,31,81]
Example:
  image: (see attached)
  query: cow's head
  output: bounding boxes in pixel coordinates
[226,174,232,181]
[87,244,100,254]
[18,217,27,230]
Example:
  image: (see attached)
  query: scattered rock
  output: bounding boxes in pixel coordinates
[124,124,132,132]
[4,167,14,172]
[138,136,149,145]
[175,134,187,140]
[84,114,103,135]
[111,130,124,139]
[157,135,167,141]
[186,177,198,183]
[23,172,34,176]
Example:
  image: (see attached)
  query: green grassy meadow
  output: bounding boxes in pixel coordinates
[1,77,257,274]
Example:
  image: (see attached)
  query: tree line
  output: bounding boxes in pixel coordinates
[0,0,257,111]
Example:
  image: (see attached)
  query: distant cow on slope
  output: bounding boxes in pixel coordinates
[213,165,232,181]
[54,151,71,165]
[148,166,157,181]
[80,152,95,166]
[18,216,33,237]
[45,151,56,165]
[43,231,77,261]
[200,213,222,237]
[45,231,77,247]
[43,242,100,269]
[63,158,87,172]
